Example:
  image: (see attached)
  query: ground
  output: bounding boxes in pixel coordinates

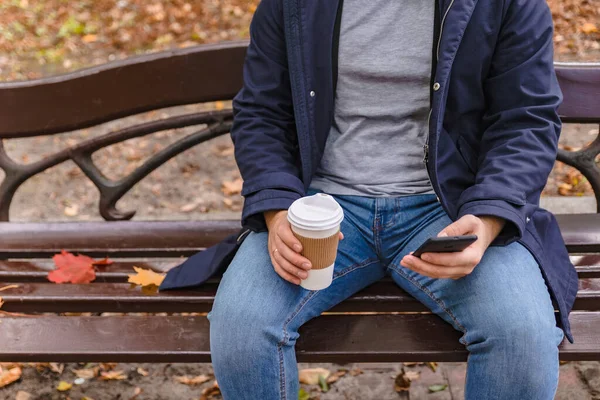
[0,0,599,399]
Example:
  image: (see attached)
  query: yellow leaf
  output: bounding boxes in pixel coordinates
[127,267,165,288]
[56,381,72,391]
[582,23,598,34]
[427,362,438,372]
[136,367,149,377]
[299,368,331,385]
[215,101,225,110]
[99,370,127,380]
[0,297,3,309]
[175,374,211,385]
[0,366,21,388]
[221,178,243,196]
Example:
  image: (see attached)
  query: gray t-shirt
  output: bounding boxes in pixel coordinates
[310,0,435,197]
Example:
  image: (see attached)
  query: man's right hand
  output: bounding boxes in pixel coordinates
[264,210,312,285]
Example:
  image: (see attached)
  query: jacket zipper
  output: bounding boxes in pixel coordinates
[424,0,454,168]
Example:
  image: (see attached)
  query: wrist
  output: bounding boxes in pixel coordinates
[264,210,287,230]
[479,216,506,244]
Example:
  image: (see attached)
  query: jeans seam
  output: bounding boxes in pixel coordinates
[383,198,399,229]
[277,290,318,400]
[333,258,380,280]
[373,200,382,257]
[277,344,286,400]
[276,257,380,399]
[389,263,468,337]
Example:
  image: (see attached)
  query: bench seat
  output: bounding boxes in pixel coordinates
[0,214,599,363]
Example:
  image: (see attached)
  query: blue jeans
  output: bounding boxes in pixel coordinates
[209,192,564,399]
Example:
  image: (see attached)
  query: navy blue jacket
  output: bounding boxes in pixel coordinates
[161,0,577,342]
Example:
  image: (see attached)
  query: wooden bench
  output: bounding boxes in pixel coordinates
[0,42,599,363]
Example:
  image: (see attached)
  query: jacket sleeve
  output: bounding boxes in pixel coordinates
[456,0,562,245]
[231,0,304,228]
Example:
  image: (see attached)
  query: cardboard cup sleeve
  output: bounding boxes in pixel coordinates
[292,230,340,270]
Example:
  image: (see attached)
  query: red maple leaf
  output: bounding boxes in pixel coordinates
[48,250,97,284]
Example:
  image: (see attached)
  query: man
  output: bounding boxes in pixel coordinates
[206,0,578,398]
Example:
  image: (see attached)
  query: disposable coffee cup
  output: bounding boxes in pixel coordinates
[287,193,344,290]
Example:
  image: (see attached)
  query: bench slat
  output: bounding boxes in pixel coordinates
[0,312,596,363]
[1,215,599,258]
[1,280,598,313]
[1,260,598,283]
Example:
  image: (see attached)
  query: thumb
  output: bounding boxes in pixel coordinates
[439,216,476,237]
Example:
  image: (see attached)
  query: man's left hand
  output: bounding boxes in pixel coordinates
[400,215,505,279]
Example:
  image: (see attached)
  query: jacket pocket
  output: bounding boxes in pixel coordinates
[456,136,478,175]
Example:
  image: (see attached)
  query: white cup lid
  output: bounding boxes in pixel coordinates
[287,193,344,231]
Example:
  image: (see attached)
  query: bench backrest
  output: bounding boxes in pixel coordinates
[0,43,598,221]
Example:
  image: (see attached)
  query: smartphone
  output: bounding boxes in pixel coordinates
[412,235,478,258]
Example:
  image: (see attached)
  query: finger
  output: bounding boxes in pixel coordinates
[420,247,482,268]
[278,225,303,252]
[339,231,345,240]
[401,255,471,279]
[438,215,478,237]
[274,250,309,280]
[274,235,312,270]
[272,260,301,285]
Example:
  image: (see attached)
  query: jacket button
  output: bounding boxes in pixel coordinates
[309,90,316,97]
[433,82,441,91]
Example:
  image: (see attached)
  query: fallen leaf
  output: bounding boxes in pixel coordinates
[82,34,98,43]
[56,381,72,391]
[221,178,243,196]
[82,397,95,400]
[222,198,234,207]
[0,285,19,292]
[298,388,310,400]
[349,368,363,376]
[318,374,329,392]
[299,368,331,385]
[15,391,32,400]
[428,384,448,393]
[217,147,234,157]
[49,362,64,374]
[180,200,205,213]
[582,23,598,34]
[394,370,412,392]
[100,370,127,380]
[127,267,165,287]
[404,370,420,381]
[200,381,221,400]
[0,366,21,388]
[93,258,114,266]
[48,250,96,284]
[215,101,225,110]
[0,297,3,309]
[136,367,149,376]
[130,387,142,399]
[64,204,79,217]
[326,370,347,384]
[426,362,438,372]
[100,363,118,371]
[174,374,210,385]
[72,367,98,379]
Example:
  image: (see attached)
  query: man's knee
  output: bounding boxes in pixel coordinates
[466,302,563,356]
